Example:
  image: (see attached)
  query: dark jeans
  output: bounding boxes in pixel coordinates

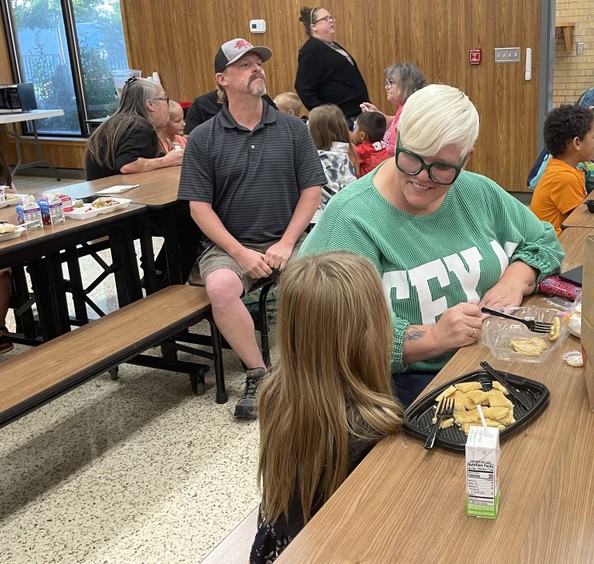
[392,372,437,408]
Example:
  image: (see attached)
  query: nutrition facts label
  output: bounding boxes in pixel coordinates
[467,460,495,503]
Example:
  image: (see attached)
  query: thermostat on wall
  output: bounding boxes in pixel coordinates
[250,19,266,33]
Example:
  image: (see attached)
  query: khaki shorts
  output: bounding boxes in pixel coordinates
[199,234,305,295]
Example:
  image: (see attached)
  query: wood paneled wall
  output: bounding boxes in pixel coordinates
[123,0,541,191]
[0,0,541,189]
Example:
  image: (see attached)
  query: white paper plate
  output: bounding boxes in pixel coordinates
[91,197,132,214]
[64,204,101,220]
[0,225,25,241]
[0,195,21,208]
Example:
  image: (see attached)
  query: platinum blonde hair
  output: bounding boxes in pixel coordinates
[398,84,479,159]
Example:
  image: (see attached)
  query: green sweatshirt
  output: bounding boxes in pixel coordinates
[299,166,564,373]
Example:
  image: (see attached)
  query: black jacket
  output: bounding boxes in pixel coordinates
[294,37,369,119]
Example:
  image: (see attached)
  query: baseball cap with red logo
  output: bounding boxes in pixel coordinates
[214,38,272,73]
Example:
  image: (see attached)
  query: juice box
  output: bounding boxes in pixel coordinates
[466,425,500,518]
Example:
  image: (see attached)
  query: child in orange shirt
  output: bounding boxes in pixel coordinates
[530,105,594,236]
[351,111,389,177]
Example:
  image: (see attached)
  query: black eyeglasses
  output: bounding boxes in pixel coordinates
[384,79,395,89]
[153,96,169,105]
[395,145,467,185]
[315,15,335,23]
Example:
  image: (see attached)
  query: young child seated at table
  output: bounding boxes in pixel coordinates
[307,104,358,221]
[351,111,390,177]
[530,104,594,236]
[273,92,303,117]
[250,251,403,563]
[157,100,187,153]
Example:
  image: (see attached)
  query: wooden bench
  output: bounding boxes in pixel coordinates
[0,284,225,429]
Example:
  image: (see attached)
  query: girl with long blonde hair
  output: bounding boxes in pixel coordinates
[250,251,403,563]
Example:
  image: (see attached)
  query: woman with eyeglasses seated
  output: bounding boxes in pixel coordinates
[295,6,368,127]
[299,84,564,407]
[360,62,428,157]
[86,77,183,180]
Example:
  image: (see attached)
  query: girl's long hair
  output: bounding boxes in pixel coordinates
[308,104,359,175]
[258,252,403,524]
[86,77,161,169]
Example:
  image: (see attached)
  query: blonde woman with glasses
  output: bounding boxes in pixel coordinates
[250,252,403,563]
[295,6,368,126]
[301,84,564,407]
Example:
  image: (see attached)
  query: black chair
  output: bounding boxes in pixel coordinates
[189,277,275,367]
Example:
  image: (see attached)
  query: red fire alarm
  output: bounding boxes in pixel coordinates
[469,49,481,64]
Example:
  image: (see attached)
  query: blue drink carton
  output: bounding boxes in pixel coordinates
[16,195,43,230]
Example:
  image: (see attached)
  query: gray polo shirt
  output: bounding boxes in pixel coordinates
[178,103,326,245]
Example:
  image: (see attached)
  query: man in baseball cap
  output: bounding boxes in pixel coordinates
[179,38,325,420]
[214,38,272,74]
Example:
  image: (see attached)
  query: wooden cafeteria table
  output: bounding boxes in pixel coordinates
[0,203,145,340]
[278,242,592,563]
[558,227,594,270]
[46,167,194,290]
[561,194,594,229]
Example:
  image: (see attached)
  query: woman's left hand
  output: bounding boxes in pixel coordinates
[479,282,523,313]
[479,261,538,315]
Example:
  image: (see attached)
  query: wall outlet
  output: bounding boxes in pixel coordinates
[577,42,585,55]
[494,47,521,63]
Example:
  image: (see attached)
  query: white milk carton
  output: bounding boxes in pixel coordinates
[466,425,500,518]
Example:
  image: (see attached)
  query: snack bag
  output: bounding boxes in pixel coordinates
[538,275,582,302]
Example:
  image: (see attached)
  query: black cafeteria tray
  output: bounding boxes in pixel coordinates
[403,368,550,451]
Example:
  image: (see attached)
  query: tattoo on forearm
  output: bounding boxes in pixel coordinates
[404,327,426,342]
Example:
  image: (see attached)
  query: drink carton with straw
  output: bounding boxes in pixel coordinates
[466,404,500,518]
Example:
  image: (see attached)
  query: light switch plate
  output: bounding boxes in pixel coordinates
[494,47,521,63]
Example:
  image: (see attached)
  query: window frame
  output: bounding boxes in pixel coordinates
[0,0,122,137]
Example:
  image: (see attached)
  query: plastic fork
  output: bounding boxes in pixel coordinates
[424,397,454,450]
[480,307,552,334]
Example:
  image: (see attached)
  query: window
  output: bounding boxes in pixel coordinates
[2,0,129,136]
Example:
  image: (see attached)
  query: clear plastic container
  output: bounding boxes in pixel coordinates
[481,305,568,364]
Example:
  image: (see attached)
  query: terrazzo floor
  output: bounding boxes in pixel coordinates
[1,175,263,563]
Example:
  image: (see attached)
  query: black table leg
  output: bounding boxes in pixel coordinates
[28,253,70,339]
[110,222,143,307]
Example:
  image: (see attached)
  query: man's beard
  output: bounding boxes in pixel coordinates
[248,76,267,97]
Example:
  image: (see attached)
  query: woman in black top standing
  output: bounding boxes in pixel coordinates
[295,6,369,126]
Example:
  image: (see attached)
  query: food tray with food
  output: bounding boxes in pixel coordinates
[64,204,100,220]
[481,305,568,363]
[403,369,550,451]
[0,194,22,208]
[91,197,131,213]
[0,223,26,241]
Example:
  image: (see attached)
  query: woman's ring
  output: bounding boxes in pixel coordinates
[470,328,476,337]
